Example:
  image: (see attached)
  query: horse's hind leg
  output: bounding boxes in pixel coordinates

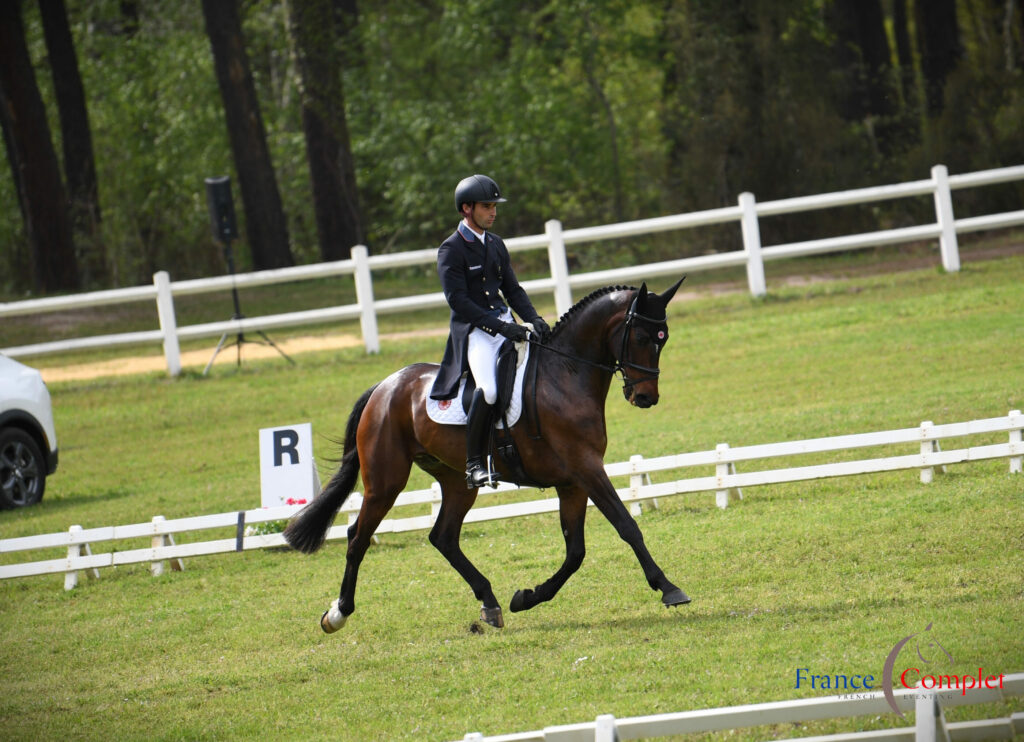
[425,465,502,627]
[509,485,588,613]
[324,455,412,632]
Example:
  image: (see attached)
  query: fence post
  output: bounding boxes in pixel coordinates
[919,421,946,484]
[430,481,443,524]
[150,515,184,576]
[64,524,99,590]
[595,714,620,742]
[352,245,380,354]
[914,688,950,742]
[1010,410,1022,474]
[715,443,742,509]
[545,219,573,317]
[931,164,960,273]
[628,454,657,516]
[739,192,766,297]
[154,271,182,377]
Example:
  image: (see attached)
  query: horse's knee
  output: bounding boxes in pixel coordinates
[428,525,457,556]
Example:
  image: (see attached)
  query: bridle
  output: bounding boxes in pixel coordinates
[528,292,667,395]
[616,294,666,394]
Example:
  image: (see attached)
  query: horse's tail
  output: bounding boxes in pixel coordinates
[284,383,379,554]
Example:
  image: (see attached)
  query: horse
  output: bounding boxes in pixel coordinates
[284,278,691,632]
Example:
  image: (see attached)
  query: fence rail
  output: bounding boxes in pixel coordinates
[1,411,1019,590]
[454,674,1024,742]
[2,164,1023,374]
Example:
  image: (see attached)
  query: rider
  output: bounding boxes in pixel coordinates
[430,174,551,488]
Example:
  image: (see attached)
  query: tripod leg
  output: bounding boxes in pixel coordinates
[255,330,297,365]
[204,332,231,375]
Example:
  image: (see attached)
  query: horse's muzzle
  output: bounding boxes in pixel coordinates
[632,392,657,408]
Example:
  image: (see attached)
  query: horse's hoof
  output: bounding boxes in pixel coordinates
[510,589,533,613]
[662,588,691,607]
[480,605,504,628]
[320,599,348,633]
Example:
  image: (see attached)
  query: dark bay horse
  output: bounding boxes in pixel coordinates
[284,279,690,632]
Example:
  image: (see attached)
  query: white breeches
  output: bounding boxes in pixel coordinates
[467,309,512,404]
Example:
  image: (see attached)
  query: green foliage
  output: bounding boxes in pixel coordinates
[2,1,1024,292]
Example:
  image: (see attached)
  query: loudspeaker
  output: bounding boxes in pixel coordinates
[205,176,238,242]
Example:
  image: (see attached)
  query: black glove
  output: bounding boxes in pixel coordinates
[530,316,551,342]
[498,322,529,343]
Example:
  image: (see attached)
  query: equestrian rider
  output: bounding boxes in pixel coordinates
[430,174,551,488]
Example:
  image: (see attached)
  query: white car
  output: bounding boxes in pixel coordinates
[0,355,58,508]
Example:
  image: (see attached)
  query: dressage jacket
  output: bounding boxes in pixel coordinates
[429,222,539,400]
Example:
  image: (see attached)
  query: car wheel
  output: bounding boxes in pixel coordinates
[0,428,46,509]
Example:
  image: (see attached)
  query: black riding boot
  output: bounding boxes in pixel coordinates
[465,388,497,488]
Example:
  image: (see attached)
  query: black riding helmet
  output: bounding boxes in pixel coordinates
[454,174,507,213]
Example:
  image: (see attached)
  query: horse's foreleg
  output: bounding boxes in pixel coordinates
[509,486,588,613]
[428,475,502,627]
[585,472,690,608]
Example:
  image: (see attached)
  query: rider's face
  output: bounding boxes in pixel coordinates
[466,202,497,232]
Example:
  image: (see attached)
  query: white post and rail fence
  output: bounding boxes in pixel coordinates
[454,674,1024,742]
[1,410,1019,590]
[2,164,1023,375]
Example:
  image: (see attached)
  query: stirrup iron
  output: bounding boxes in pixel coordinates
[467,455,498,488]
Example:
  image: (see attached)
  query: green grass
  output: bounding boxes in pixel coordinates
[1,255,1022,741]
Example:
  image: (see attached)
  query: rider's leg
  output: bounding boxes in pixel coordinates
[465,388,496,487]
[465,328,502,487]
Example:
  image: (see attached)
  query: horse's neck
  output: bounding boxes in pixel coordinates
[556,298,623,362]
[543,299,623,396]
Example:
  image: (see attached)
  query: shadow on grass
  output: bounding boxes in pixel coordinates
[40,488,134,513]
[518,593,920,634]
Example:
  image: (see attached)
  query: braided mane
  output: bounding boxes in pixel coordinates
[549,285,635,339]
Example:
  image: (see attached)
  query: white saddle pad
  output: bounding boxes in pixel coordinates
[426,342,531,428]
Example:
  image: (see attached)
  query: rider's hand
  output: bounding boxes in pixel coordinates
[498,322,529,343]
[530,317,551,342]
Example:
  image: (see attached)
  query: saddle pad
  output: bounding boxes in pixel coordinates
[427,343,530,428]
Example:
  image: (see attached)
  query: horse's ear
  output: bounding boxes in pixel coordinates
[638,282,649,302]
[660,275,686,304]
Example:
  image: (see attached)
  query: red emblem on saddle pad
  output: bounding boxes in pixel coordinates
[438,399,451,411]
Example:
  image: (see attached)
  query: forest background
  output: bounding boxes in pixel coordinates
[2,0,1023,299]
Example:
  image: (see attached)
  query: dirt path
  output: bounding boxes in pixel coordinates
[38,327,449,384]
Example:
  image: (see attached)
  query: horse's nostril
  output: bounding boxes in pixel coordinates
[635,394,656,408]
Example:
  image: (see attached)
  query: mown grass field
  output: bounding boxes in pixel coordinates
[1,252,1022,741]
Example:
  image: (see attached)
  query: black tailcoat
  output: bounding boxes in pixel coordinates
[430,222,539,400]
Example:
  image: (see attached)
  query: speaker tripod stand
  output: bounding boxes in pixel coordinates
[203,240,295,375]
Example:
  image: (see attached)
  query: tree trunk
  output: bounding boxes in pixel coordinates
[916,0,963,117]
[0,0,79,292]
[289,0,363,261]
[892,0,917,106]
[201,0,293,269]
[828,0,896,121]
[39,0,106,285]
